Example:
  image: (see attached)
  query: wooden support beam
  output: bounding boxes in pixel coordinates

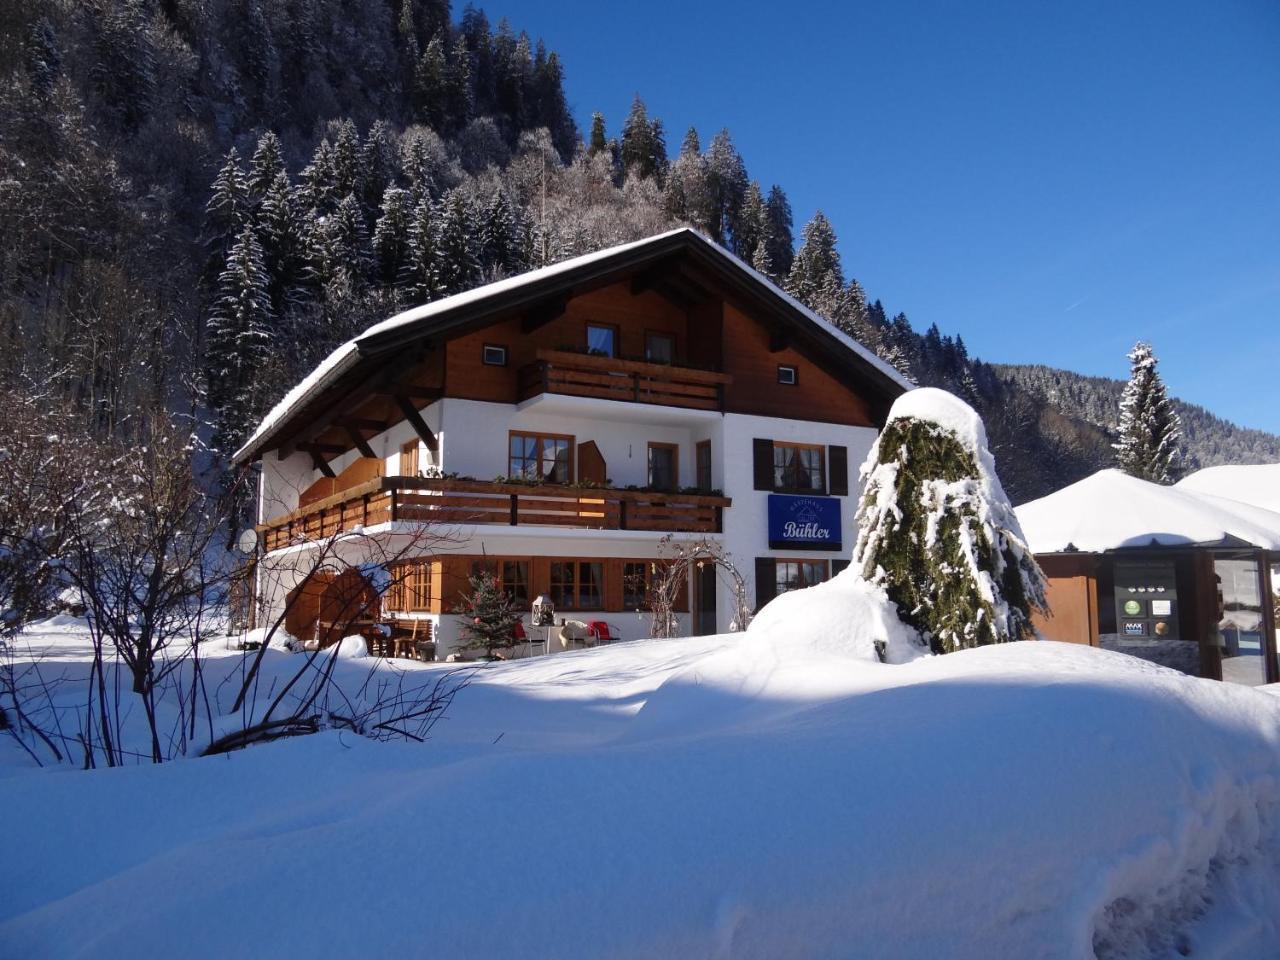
[522,295,569,333]
[394,395,437,451]
[303,446,336,478]
[345,426,377,460]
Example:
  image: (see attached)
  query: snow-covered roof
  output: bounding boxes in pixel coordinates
[1015,468,1280,554]
[234,228,911,464]
[1175,463,1280,515]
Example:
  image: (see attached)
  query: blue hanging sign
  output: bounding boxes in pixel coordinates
[768,494,842,551]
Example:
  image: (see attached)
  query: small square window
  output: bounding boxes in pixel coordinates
[482,344,507,366]
[777,365,798,385]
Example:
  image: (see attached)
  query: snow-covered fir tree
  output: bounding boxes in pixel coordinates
[1113,341,1183,484]
[247,131,287,204]
[851,388,1047,653]
[435,189,480,296]
[372,186,414,287]
[400,197,442,301]
[786,211,843,307]
[206,225,276,453]
[204,148,249,262]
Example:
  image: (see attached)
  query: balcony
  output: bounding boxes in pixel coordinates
[258,476,731,552]
[518,349,732,411]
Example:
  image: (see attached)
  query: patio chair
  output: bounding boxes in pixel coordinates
[586,621,621,646]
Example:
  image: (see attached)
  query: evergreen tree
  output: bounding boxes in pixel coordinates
[764,185,795,276]
[247,131,287,204]
[372,187,414,287]
[457,568,522,658]
[620,95,664,180]
[400,197,441,301]
[435,189,480,295]
[663,127,710,229]
[359,121,399,213]
[89,0,155,130]
[205,148,250,263]
[751,238,774,278]
[414,35,448,130]
[257,170,306,305]
[206,225,276,453]
[533,48,576,160]
[587,112,608,156]
[330,120,361,199]
[25,18,62,98]
[480,189,524,277]
[851,389,1047,653]
[735,181,767,263]
[1113,341,1183,483]
[705,129,748,247]
[299,139,338,213]
[327,193,370,285]
[786,211,843,306]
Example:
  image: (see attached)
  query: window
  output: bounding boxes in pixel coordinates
[775,560,828,597]
[696,440,712,493]
[400,439,420,477]
[482,344,508,366]
[586,323,617,358]
[773,442,826,493]
[777,365,798,385]
[509,432,574,484]
[472,558,530,608]
[623,561,651,611]
[387,560,432,611]
[550,561,604,610]
[645,332,675,364]
[647,442,679,492]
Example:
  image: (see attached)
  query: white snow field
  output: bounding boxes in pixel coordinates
[3,615,1280,959]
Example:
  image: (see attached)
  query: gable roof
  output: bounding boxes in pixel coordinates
[233,228,912,465]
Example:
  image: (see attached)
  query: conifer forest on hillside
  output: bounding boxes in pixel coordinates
[2,0,1276,503]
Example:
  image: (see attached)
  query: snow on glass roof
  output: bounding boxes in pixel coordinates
[1015,468,1280,554]
[1174,463,1280,516]
[234,228,911,463]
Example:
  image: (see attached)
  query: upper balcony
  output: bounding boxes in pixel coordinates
[258,476,732,552]
[517,349,732,412]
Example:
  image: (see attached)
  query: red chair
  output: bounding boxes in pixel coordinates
[587,621,620,645]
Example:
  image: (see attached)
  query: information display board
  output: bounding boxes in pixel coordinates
[1113,559,1179,642]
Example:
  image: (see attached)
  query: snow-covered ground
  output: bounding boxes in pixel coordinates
[3,620,1280,958]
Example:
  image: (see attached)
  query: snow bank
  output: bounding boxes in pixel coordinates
[1017,468,1280,553]
[747,567,924,664]
[3,635,1279,959]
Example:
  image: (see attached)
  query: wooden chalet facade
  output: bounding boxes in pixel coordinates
[236,228,910,658]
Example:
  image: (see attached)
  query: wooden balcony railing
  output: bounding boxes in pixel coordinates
[518,349,732,411]
[258,476,731,552]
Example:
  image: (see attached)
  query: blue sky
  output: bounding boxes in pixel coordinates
[488,0,1280,432]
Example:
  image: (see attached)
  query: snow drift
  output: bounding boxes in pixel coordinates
[2,629,1279,959]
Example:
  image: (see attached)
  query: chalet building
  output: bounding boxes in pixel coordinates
[235,228,910,659]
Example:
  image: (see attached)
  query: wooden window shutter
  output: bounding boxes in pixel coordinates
[752,439,774,491]
[829,445,849,496]
[754,557,776,612]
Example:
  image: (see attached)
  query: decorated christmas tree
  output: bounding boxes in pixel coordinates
[851,388,1047,653]
[458,568,523,659]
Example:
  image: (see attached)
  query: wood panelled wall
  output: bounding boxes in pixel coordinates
[439,280,882,425]
[720,303,876,427]
[444,284,689,404]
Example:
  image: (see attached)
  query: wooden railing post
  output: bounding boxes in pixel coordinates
[619,499,629,530]
[510,493,519,526]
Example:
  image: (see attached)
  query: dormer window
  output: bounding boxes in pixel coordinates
[777,364,798,385]
[482,344,508,366]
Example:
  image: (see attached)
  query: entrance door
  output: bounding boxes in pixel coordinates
[694,564,717,635]
[1213,556,1272,686]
